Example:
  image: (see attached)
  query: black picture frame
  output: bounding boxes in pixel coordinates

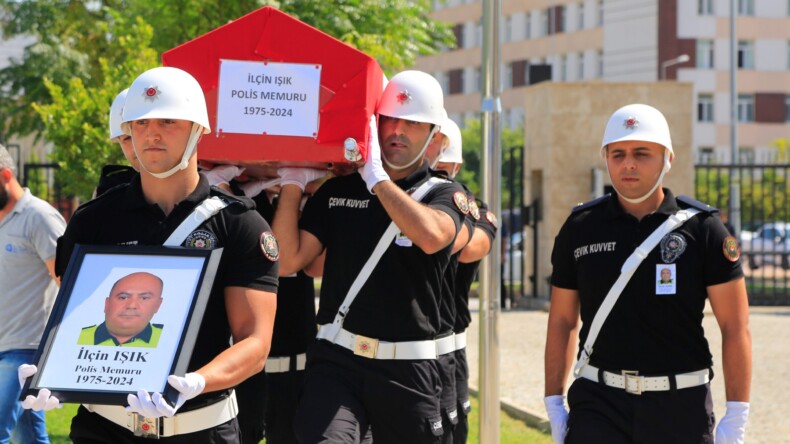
[21,244,223,407]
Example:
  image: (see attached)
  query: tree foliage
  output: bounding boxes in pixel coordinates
[0,1,454,201]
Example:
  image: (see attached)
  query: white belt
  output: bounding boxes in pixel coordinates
[577,365,710,395]
[454,331,467,351]
[436,334,456,356]
[84,390,238,438]
[265,353,307,373]
[317,324,438,360]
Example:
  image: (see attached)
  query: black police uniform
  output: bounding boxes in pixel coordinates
[294,163,468,444]
[94,165,138,197]
[551,189,743,444]
[235,192,317,444]
[55,174,279,444]
[452,198,497,444]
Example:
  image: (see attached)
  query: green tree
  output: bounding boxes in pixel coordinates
[33,16,158,199]
[458,118,524,208]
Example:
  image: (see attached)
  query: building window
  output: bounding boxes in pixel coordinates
[698,147,716,164]
[597,50,604,78]
[698,0,714,15]
[475,66,482,93]
[597,0,604,26]
[698,94,714,122]
[697,39,714,68]
[737,94,754,122]
[452,24,464,49]
[785,95,790,122]
[738,147,755,164]
[578,2,585,29]
[525,11,532,39]
[578,52,585,80]
[559,54,567,81]
[557,5,567,33]
[737,0,754,16]
[510,60,528,87]
[540,9,549,36]
[448,69,464,95]
[475,20,482,47]
[504,15,513,42]
[737,40,754,69]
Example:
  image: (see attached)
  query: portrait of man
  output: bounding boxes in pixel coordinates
[78,272,164,347]
[658,267,673,284]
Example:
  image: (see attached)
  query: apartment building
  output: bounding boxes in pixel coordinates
[415,0,790,164]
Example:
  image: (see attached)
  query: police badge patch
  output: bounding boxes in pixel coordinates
[486,211,498,228]
[722,236,740,262]
[184,230,217,249]
[659,232,687,263]
[469,200,480,220]
[453,191,470,214]
[260,231,279,261]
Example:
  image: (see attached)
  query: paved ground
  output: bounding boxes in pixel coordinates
[465,299,790,444]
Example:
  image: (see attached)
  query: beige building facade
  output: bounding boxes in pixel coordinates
[417,0,790,164]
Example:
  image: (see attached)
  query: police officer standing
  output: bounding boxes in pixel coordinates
[431,121,498,444]
[544,104,751,444]
[20,66,279,443]
[273,70,469,443]
[94,88,139,197]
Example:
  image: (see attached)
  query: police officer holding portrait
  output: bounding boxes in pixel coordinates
[272,70,470,443]
[544,104,752,444]
[20,66,279,443]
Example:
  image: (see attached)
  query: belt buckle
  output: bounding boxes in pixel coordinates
[353,334,379,358]
[133,414,161,439]
[622,370,642,395]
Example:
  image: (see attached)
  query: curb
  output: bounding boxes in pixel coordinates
[468,386,551,434]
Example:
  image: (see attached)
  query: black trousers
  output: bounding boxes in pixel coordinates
[264,366,306,444]
[69,406,241,444]
[437,352,458,444]
[236,369,267,444]
[452,348,471,444]
[566,377,715,444]
[294,340,443,444]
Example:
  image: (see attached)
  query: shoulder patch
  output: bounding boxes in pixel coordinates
[453,191,470,214]
[676,195,717,213]
[485,211,498,228]
[571,194,612,213]
[469,200,480,220]
[260,231,279,262]
[722,236,740,262]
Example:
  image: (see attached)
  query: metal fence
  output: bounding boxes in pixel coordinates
[695,164,790,305]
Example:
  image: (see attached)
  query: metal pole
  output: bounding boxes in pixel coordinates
[479,0,501,442]
[729,0,740,235]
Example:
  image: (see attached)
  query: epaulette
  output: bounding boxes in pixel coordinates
[676,195,718,213]
[210,185,255,210]
[73,182,130,216]
[571,193,611,213]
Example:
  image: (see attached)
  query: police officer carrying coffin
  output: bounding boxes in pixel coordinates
[19,66,279,443]
[544,104,752,444]
[272,70,470,443]
[431,120,498,444]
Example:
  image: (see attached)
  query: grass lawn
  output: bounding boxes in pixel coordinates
[46,396,552,443]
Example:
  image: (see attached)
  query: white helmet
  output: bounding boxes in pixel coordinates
[377,70,445,126]
[122,67,209,179]
[109,89,128,141]
[600,103,673,159]
[438,117,463,164]
[376,70,444,170]
[601,103,673,204]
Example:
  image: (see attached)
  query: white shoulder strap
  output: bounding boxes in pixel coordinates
[318,177,446,341]
[163,196,229,247]
[573,207,701,376]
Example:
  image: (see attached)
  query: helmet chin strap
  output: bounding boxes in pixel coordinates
[429,144,448,170]
[134,123,203,179]
[383,126,440,171]
[608,149,671,204]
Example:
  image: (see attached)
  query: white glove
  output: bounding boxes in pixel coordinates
[202,165,245,187]
[126,372,205,418]
[239,177,282,198]
[715,401,749,444]
[277,168,327,192]
[544,395,569,444]
[359,115,389,193]
[18,364,37,389]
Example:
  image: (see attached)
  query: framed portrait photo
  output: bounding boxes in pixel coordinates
[21,244,223,406]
